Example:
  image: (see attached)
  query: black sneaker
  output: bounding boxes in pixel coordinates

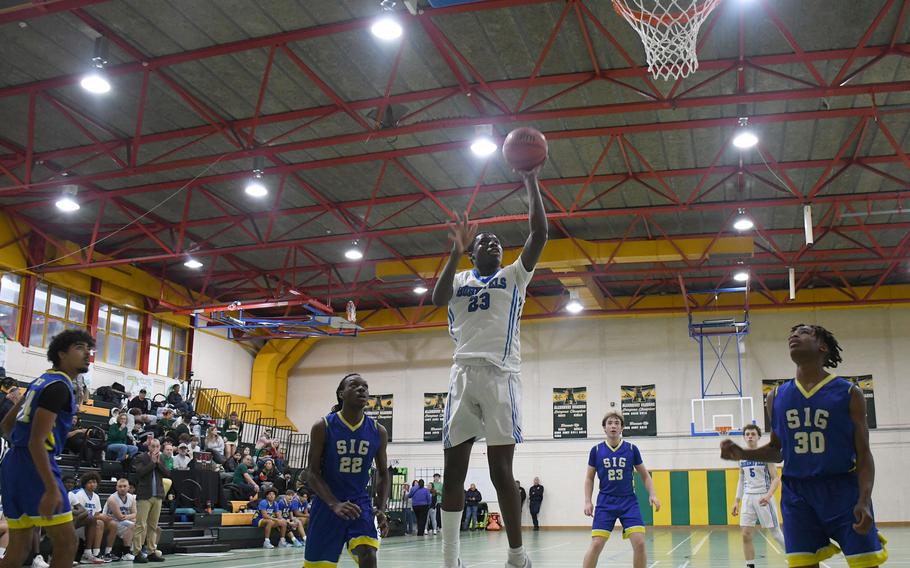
[101,554,114,563]
[133,556,147,564]
[147,555,164,563]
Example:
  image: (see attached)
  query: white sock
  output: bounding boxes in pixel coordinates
[92,549,100,556]
[441,510,462,567]
[771,526,785,547]
[103,548,111,555]
[508,546,526,566]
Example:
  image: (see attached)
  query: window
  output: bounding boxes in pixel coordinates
[95,303,141,369]
[149,320,188,380]
[29,282,87,348]
[0,273,22,340]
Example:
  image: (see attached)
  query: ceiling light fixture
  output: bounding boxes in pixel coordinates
[413,285,428,295]
[732,117,758,149]
[371,1,402,40]
[244,157,268,197]
[732,208,754,231]
[80,37,111,94]
[55,184,80,212]
[733,270,750,282]
[470,124,497,157]
[565,289,584,314]
[183,258,203,269]
[345,240,364,260]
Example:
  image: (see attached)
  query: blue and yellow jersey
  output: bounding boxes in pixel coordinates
[772,374,856,479]
[10,370,75,455]
[588,439,642,497]
[320,412,380,502]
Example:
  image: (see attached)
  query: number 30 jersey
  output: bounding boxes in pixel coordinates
[321,412,380,501]
[771,374,856,479]
[448,259,534,373]
[588,440,643,497]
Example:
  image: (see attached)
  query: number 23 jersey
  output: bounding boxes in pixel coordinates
[589,440,642,497]
[321,412,380,501]
[448,259,534,373]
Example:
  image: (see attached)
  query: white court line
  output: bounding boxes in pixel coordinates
[466,542,572,566]
[757,530,782,555]
[648,562,660,568]
[677,561,690,568]
[690,531,712,556]
[666,534,694,555]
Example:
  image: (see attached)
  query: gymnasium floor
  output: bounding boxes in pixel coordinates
[160,526,908,566]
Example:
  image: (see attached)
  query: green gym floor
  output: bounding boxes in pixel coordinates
[159,526,907,566]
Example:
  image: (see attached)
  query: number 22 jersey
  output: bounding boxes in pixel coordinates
[447,259,534,373]
[320,412,380,501]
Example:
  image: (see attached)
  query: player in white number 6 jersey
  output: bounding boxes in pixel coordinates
[732,424,785,568]
[432,166,547,568]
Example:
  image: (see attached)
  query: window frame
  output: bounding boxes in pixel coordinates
[149,319,189,380]
[0,273,23,341]
[95,302,142,369]
[29,281,88,348]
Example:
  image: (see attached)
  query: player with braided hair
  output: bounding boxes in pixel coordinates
[722,324,886,568]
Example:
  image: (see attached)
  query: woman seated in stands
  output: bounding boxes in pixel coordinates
[106,412,139,462]
[256,439,286,471]
[222,412,242,458]
[204,426,226,464]
[255,429,273,451]
[188,435,202,454]
[257,458,282,491]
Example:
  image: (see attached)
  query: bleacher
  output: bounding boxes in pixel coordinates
[4,378,312,557]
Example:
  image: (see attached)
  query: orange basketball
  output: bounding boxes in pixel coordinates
[502,127,548,172]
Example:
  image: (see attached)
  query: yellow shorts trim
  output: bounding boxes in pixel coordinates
[347,536,380,565]
[787,542,841,568]
[591,529,611,539]
[845,534,888,568]
[303,562,337,568]
[7,511,74,530]
[623,526,646,539]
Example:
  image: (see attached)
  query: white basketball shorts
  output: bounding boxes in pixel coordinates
[740,493,781,529]
[443,361,523,449]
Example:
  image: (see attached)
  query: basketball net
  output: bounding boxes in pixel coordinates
[715,425,733,436]
[613,0,720,81]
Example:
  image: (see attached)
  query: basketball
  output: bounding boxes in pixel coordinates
[502,127,548,172]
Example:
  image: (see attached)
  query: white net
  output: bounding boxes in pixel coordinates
[613,0,721,81]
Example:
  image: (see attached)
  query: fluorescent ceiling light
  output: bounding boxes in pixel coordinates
[80,72,111,94]
[470,137,497,157]
[184,258,203,269]
[371,17,402,40]
[413,286,428,294]
[733,271,750,282]
[55,196,80,212]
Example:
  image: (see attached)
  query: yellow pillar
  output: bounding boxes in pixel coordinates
[250,338,319,428]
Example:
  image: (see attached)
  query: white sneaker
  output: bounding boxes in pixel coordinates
[81,553,104,565]
[278,541,291,548]
[262,540,274,549]
[32,555,50,568]
[121,554,135,562]
[505,556,531,568]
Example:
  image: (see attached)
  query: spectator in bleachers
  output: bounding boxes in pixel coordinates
[132,438,169,563]
[169,414,190,445]
[128,389,153,415]
[278,490,306,547]
[109,407,134,431]
[294,492,310,533]
[224,450,242,473]
[222,412,242,458]
[232,455,259,500]
[107,412,139,462]
[161,443,175,471]
[103,478,137,561]
[173,444,192,470]
[188,435,202,454]
[255,429,272,451]
[204,426,226,465]
[70,472,118,563]
[256,439,285,470]
[62,475,76,494]
[252,488,288,549]
[166,384,190,414]
[65,415,105,467]
[464,483,482,531]
[257,458,280,490]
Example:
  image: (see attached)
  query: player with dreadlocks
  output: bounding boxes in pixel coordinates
[304,373,389,568]
[722,324,887,568]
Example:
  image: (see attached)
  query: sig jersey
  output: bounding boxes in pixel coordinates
[447,259,534,372]
[771,375,887,567]
[0,370,76,529]
[587,440,645,540]
[737,461,781,530]
[304,412,382,568]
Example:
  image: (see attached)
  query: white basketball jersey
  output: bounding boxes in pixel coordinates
[447,258,534,372]
[739,460,772,494]
[104,493,136,517]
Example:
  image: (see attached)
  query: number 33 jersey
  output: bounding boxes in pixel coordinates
[321,412,380,501]
[588,440,643,497]
[771,374,856,479]
[448,259,534,373]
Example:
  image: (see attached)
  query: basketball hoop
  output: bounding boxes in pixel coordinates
[612,0,720,80]
[715,425,733,436]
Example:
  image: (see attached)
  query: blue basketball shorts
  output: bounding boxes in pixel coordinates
[591,493,645,540]
[781,475,887,568]
[303,495,378,567]
[0,447,73,529]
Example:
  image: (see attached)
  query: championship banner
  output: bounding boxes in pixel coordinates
[423,393,448,442]
[552,387,587,439]
[844,375,877,429]
[620,385,656,437]
[763,376,876,430]
[762,379,788,432]
[365,394,394,441]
